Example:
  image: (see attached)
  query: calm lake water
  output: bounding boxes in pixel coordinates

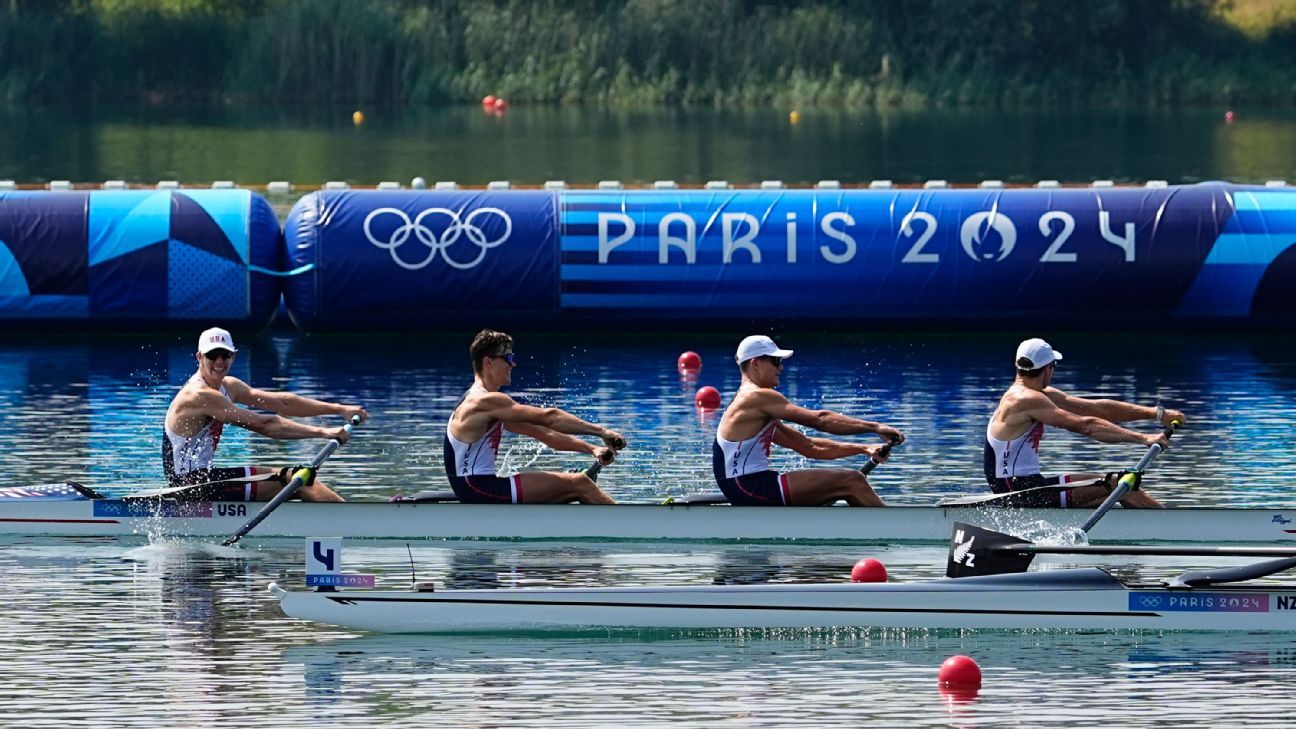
[2,104,1296,187]
[4,103,1296,725]
[2,332,1296,724]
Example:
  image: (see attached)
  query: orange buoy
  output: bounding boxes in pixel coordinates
[351,110,365,126]
[677,351,702,373]
[850,558,888,583]
[694,386,721,409]
[938,655,982,689]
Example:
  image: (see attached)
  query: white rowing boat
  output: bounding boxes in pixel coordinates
[269,566,1296,633]
[3,483,1296,542]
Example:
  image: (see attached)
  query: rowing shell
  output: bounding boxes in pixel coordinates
[3,484,1296,542]
[269,568,1296,633]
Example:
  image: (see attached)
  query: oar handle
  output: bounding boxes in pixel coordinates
[1079,420,1179,533]
[859,438,900,476]
[222,415,361,546]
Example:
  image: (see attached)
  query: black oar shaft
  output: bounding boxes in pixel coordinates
[222,415,361,546]
[1004,544,1296,558]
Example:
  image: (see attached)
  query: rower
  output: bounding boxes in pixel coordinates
[443,329,625,504]
[163,327,367,502]
[983,337,1185,508]
[712,335,904,506]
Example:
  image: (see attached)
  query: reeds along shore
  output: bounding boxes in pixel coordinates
[2,0,1295,107]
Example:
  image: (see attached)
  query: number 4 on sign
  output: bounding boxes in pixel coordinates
[1100,211,1136,261]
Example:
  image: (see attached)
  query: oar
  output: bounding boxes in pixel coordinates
[946,420,1180,578]
[1078,420,1180,532]
[222,415,361,546]
[860,438,900,476]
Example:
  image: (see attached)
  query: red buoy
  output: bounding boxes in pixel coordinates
[677,351,702,373]
[938,655,982,688]
[1225,110,1236,123]
[493,97,509,111]
[695,386,722,409]
[482,95,497,108]
[850,558,888,583]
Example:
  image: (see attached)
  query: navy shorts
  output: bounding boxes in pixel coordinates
[716,470,790,506]
[170,467,264,502]
[448,473,523,504]
[988,473,1091,508]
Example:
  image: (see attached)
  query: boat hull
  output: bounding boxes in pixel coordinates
[3,498,1296,543]
[272,568,1296,633]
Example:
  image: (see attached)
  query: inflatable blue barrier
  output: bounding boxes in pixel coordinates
[0,190,282,328]
[283,190,557,330]
[281,184,1294,330]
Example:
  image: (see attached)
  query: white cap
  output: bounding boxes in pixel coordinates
[197,327,238,354]
[1015,337,1061,370]
[735,335,794,364]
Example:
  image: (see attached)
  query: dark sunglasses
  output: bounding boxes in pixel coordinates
[490,352,516,365]
[203,349,234,361]
[758,355,783,367]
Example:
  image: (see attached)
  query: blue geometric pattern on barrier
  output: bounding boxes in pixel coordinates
[174,190,250,264]
[89,191,170,267]
[1177,190,1296,315]
[168,239,247,317]
[0,239,29,296]
[89,240,166,315]
[171,191,247,265]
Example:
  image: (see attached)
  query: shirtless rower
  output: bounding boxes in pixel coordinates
[713,335,904,506]
[163,327,367,502]
[444,329,625,504]
[984,337,1185,508]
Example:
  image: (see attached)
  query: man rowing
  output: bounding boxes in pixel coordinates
[984,337,1185,508]
[444,329,626,504]
[163,327,367,502]
[713,335,904,506]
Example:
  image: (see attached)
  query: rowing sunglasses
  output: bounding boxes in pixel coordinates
[203,349,234,361]
[758,355,783,367]
[491,352,516,365]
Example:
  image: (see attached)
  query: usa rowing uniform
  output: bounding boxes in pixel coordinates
[983,417,1077,507]
[713,420,789,506]
[444,387,523,503]
[162,374,260,501]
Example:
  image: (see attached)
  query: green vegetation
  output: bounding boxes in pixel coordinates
[2,0,1295,106]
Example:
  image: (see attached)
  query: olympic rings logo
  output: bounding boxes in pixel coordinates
[363,207,513,271]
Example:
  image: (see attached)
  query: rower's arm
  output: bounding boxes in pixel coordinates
[1025,393,1161,446]
[504,422,598,455]
[482,395,625,448]
[772,423,874,460]
[1045,388,1184,427]
[196,391,346,442]
[766,395,904,443]
[229,379,368,422]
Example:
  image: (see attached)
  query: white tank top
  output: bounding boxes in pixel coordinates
[715,420,778,478]
[985,417,1045,478]
[445,387,505,476]
[163,374,230,477]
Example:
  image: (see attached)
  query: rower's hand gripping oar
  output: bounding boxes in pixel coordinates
[946,420,1180,578]
[1078,419,1180,533]
[578,432,626,482]
[222,415,361,546]
[859,437,901,476]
